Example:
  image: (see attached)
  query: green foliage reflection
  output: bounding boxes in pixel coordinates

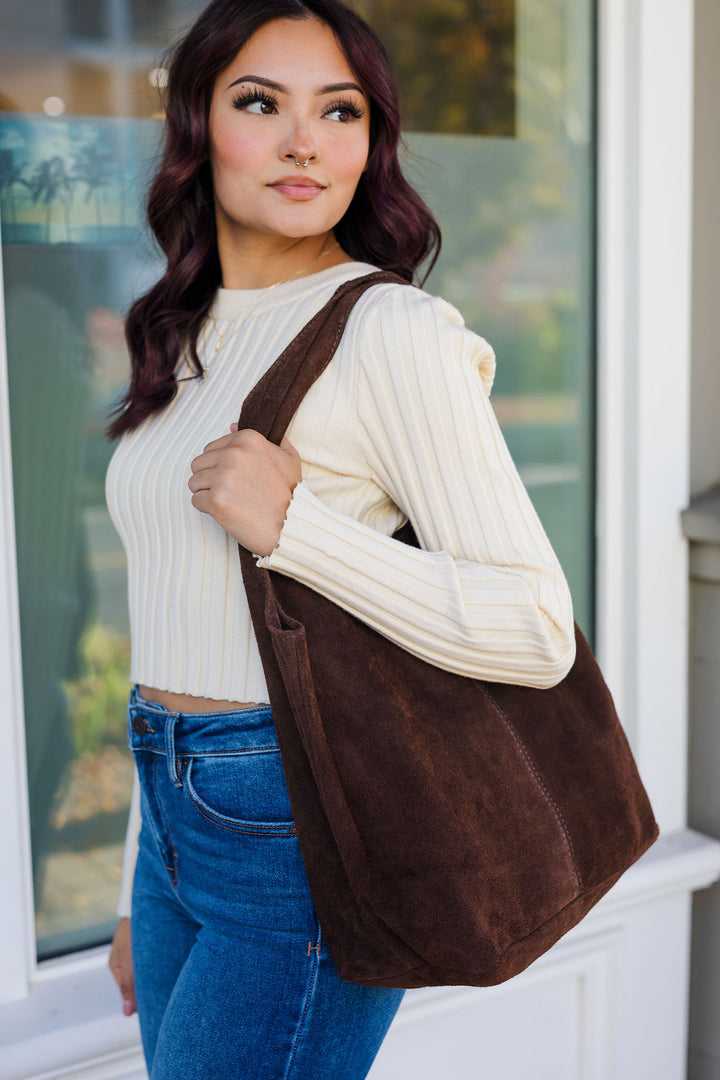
[63,624,131,758]
[357,0,515,134]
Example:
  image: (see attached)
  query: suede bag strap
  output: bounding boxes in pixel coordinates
[238,269,409,441]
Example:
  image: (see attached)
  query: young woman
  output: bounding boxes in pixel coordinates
[106,0,576,1075]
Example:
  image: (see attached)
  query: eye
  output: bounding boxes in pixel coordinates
[246,99,275,115]
[324,98,365,123]
[231,89,278,115]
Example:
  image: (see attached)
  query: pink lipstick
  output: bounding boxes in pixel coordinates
[268,176,325,201]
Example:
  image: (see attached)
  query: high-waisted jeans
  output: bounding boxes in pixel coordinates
[127,687,404,1079]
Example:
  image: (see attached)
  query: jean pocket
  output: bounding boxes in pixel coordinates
[183,748,297,836]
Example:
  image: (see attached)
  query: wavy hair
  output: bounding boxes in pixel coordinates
[108,0,441,438]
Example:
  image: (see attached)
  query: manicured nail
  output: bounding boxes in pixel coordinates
[122,1000,134,1016]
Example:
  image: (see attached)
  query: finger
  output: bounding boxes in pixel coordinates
[189,490,217,515]
[108,920,136,1015]
[194,429,267,470]
[120,978,137,1016]
[189,447,229,475]
[279,436,299,458]
[188,454,217,480]
[230,422,239,433]
[188,472,212,494]
[277,437,302,486]
[199,432,237,455]
[204,427,266,454]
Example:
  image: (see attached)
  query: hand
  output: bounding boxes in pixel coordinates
[188,425,302,556]
[108,917,136,1016]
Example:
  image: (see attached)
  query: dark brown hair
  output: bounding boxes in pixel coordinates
[108,0,441,438]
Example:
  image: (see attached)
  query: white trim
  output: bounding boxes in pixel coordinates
[0,221,37,1003]
[595,0,695,830]
[390,930,619,1080]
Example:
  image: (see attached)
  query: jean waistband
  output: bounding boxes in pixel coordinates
[127,686,277,785]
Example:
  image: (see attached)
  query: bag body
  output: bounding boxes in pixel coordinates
[237,271,659,988]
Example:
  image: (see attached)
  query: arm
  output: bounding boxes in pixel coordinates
[258,285,576,689]
[108,764,140,1016]
[117,763,140,918]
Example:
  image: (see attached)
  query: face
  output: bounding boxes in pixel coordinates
[208,17,371,250]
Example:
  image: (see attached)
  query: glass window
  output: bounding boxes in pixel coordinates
[0,115,162,957]
[0,0,595,958]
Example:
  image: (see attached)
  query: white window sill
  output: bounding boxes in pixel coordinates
[0,947,145,1080]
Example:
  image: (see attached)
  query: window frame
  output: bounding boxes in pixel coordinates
[0,241,35,1007]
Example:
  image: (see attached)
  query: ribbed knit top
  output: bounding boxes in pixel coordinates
[108,259,578,916]
[107,260,575,707]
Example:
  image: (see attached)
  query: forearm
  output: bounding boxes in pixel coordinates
[116,763,140,919]
[259,482,575,688]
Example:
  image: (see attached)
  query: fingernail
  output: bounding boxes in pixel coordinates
[122,1000,134,1016]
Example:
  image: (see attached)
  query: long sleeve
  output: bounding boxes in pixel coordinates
[258,284,576,689]
[116,764,141,918]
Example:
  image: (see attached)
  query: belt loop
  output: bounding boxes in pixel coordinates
[165,713,182,787]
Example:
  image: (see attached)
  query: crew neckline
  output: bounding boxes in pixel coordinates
[213,260,380,320]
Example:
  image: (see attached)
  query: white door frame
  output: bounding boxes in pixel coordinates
[595,0,694,831]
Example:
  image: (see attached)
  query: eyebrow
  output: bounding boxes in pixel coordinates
[226,74,365,96]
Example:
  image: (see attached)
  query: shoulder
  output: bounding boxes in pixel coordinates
[345,277,496,396]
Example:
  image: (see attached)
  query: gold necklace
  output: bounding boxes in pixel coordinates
[179,240,340,383]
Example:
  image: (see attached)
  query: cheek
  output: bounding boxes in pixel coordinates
[210,128,264,185]
[327,133,370,187]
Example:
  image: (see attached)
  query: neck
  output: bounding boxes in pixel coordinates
[216,230,349,290]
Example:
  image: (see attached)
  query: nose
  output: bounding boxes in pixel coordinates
[280,115,318,168]
[287,152,314,167]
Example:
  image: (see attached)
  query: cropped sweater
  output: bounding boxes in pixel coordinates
[107,260,576,917]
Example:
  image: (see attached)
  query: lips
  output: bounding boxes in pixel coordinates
[268,175,326,201]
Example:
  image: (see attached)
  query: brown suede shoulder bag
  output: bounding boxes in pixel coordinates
[237,270,659,988]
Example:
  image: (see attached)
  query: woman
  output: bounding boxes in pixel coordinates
[106,0,576,1076]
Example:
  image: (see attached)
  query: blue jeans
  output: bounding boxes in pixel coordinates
[127,687,404,1079]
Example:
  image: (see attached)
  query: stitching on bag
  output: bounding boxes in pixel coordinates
[485,691,582,893]
[323,277,398,362]
[244,275,395,437]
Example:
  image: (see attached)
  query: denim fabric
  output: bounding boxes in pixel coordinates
[127,686,404,1079]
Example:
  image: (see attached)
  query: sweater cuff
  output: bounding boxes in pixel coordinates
[255,480,343,571]
[116,766,141,919]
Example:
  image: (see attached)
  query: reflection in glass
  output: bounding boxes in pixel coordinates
[359,0,516,135]
[0,118,148,245]
[412,130,593,626]
[1,116,162,957]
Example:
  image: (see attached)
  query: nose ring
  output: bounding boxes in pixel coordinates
[294,157,311,167]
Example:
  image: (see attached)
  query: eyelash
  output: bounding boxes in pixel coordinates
[230,87,365,122]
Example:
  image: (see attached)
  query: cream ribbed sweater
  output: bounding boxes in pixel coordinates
[107,260,576,917]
